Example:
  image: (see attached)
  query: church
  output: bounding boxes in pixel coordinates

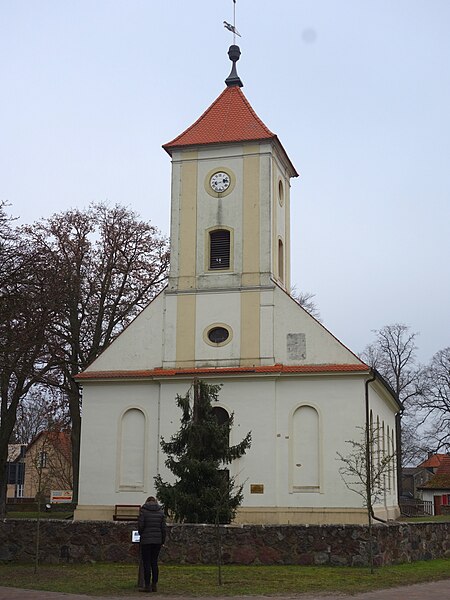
[75,43,401,524]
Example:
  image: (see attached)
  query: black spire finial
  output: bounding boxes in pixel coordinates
[225,45,243,88]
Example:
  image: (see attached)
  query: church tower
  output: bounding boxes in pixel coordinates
[161,45,298,369]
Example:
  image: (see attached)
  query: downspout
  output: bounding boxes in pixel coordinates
[156,381,162,476]
[365,370,386,524]
[395,404,404,503]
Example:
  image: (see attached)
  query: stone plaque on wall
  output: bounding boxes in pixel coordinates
[287,333,306,360]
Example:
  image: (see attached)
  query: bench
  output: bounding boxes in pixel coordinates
[113,504,141,521]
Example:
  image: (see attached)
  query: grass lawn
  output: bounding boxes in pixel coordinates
[399,515,450,523]
[0,560,449,597]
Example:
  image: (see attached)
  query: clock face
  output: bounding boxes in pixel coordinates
[210,171,231,193]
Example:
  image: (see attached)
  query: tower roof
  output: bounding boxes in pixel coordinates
[163,85,273,150]
[163,85,298,176]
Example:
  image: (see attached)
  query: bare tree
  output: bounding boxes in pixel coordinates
[360,324,420,494]
[417,347,450,453]
[337,425,395,573]
[361,324,419,404]
[12,386,69,445]
[25,203,169,502]
[400,419,428,468]
[0,203,59,517]
[290,286,321,321]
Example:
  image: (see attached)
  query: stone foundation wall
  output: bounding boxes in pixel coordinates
[1,520,449,567]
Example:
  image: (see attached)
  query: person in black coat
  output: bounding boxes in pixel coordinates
[138,496,166,593]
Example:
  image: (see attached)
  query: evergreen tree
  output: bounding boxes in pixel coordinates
[155,380,251,524]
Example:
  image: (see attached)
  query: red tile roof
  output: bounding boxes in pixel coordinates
[418,454,447,469]
[163,86,298,176]
[418,456,450,490]
[27,430,72,461]
[436,456,450,475]
[164,86,274,149]
[76,363,369,381]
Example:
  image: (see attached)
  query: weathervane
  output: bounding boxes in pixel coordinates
[224,0,241,44]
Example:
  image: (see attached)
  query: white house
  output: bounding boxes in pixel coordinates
[75,45,401,524]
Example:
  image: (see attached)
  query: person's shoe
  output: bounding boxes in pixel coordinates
[139,586,152,592]
[152,583,158,592]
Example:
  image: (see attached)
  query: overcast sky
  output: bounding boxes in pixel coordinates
[1,0,449,364]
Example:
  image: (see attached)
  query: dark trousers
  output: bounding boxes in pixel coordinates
[141,543,161,586]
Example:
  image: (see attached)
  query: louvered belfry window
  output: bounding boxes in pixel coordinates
[209,229,230,270]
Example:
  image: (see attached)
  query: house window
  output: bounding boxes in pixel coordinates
[291,405,320,491]
[39,451,48,469]
[386,426,391,490]
[212,406,230,426]
[212,406,230,447]
[370,410,374,474]
[278,179,284,206]
[278,239,284,283]
[376,416,381,471]
[7,462,24,484]
[209,229,230,270]
[204,323,233,347]
[390,431,396,492]
[208,327,229,344]
[118,408,145,491]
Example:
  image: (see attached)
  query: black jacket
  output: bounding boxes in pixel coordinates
[138,502,166,545]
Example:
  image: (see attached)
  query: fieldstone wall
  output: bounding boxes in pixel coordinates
[1,520,449,567]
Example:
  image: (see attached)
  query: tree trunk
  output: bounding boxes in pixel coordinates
[0,397,20,517]
[0,453,8,518]
[368,510,374,574]
[67,385,81,505]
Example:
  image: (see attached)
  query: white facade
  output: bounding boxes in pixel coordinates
[75,64,400,524]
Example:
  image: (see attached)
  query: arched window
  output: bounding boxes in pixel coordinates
[370,410,374,473]
[212,406,230,426]
[209,229,230,270]
[278,179,284,206]
[386,426,391,491]
[118,408,145,490]
[291,405,320,491]
[376,415,381,471]
[212,406,230,446]
[278,239,284,283]
[390,431,396,493]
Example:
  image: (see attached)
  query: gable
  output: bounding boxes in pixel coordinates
[84,292,165,372]
[273,286,364,366]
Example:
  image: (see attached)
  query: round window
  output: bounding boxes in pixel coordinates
[208,327,229,344]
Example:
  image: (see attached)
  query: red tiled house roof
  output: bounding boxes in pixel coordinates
[27,430,72,462]
[76,363,369,381]
[418,453,447,469]
[163,85,298,176]
[418,456,450,490]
